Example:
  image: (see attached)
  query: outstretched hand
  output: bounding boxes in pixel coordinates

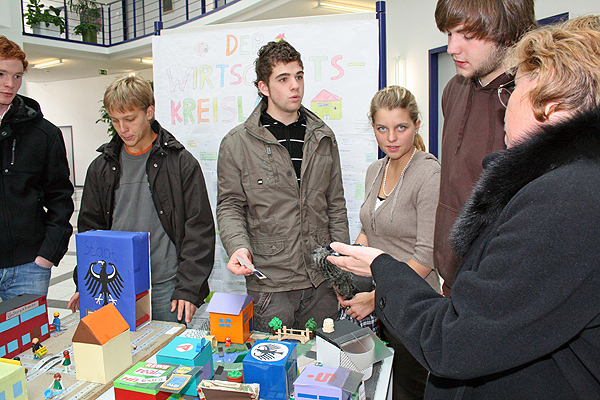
[226,248,254,276]
[327,242,384,277]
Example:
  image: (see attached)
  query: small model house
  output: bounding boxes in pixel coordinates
[316,319,392,380]
[293,365,363,400]
[0,294,50,359]
[197,380,260,399]
[0,358,27,400]
[156,336,213,396]
[311,89,342,120]
[243,340,297,400]
[76,230,151,331]
[72,303,132,384]
[206,292,253,344]
[114,361,204,400]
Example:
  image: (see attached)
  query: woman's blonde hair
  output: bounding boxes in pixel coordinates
[104,75,155,118]
[368,86,425,151]
[505,15,600,121]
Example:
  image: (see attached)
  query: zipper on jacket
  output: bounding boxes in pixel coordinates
[10,139,15,165]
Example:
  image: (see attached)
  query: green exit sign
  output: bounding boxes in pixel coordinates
[98,69,108,75]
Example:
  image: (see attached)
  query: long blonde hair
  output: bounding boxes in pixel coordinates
[368,85,425,151]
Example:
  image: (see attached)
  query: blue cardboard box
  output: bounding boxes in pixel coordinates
[243,340,298,400]
[76,230,150,331]
[156,336,214,396]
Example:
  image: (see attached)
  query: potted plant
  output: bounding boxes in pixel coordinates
[96,100,117,137]
[68,0,102,43]
[25,0,66,36]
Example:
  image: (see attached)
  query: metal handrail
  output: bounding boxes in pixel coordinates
[21,0,235,47]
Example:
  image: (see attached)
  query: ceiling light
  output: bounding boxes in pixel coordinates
[140,58,153,65]
[317,1,374,13]
[33,59,62,69]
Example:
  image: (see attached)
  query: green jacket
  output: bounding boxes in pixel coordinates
[217,100,349,292]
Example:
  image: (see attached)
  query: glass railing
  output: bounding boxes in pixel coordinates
[21,0,235,46]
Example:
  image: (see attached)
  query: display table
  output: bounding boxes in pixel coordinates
[21,316,392,400]
[19,312,185,400]
[96,330,393,400]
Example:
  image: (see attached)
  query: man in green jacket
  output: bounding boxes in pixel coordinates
[217,41,349,332]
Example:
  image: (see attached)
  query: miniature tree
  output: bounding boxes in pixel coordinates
[305,318,317,332]
[305,318,317,339]
[268,317,283,334]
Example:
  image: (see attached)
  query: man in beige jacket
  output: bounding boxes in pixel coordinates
[217,41,349,332]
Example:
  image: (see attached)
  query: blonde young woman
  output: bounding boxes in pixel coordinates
[338,86,440,399]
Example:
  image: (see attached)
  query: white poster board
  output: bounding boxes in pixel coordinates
[153,14,379,293]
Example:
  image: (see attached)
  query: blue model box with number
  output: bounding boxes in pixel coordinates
[243,340,298,400]
[156,336,213,396]
[76,230,150,331]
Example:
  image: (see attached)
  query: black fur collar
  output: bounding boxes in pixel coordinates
[451,107,600,257]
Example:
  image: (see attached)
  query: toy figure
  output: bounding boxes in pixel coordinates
[31,337,46,359]
[53,373,63,391]
[46,373,65,398]
[53,311,61,332]
[62,350,71,372]
[225,336,232,348]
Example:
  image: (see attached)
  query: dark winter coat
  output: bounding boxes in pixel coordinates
[372,107,600,399]
[78,121,215,307]
[0,95,73,269]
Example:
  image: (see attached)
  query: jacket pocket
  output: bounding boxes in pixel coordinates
[251,237,285,256]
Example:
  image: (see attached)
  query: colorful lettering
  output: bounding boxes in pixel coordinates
[331,55,344,80]
[198,99,210,122]
[226,35,238,56]
[183,98,196,124]
[168,68,192,91]
[309,56,328,82]
[171,100,182,125]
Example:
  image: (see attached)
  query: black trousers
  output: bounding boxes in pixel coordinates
[382,325,429,400]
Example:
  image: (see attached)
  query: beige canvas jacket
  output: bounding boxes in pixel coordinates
[217,100,350,292]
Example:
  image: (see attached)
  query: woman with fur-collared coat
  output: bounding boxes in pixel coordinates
[327,17,600,399]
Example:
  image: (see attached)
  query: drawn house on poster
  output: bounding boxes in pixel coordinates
[206,292,253,344]
[311,90,342,120]
[76,230,150,331]
[72,303,132,384]
[0,294,50,359]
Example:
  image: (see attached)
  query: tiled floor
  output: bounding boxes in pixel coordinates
[45,187,210,329]
[45,188,81,322]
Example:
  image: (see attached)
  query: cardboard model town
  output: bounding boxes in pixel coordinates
[0,225,391,400]
[0,287,390,400]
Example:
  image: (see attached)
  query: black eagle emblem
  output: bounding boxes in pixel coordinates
[83,260,124,306]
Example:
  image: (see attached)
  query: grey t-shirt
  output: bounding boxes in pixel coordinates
[112,147,178,285]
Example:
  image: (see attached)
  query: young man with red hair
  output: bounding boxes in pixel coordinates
[0,36,74,301]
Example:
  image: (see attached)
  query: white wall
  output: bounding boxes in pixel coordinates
[385,0,600,149]
[22,0,600,186]
[26,70,153,186]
